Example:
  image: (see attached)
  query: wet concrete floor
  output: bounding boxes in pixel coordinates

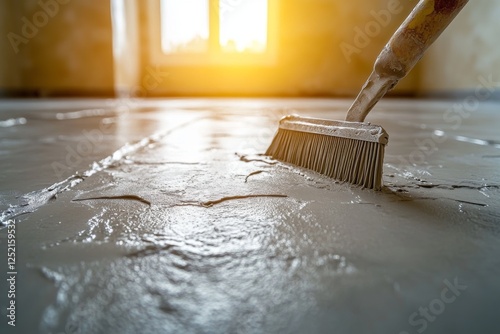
[0,98,499,333]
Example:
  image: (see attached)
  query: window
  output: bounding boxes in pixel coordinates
[148,0,278,65]
[161,0,209,54]
[218,0,268,53]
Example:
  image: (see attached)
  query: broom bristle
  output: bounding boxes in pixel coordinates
[265,116,388,190]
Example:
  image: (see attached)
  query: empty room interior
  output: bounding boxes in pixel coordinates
[1,0,499,333]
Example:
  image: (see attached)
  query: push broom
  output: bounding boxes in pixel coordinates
[266,0,469,190]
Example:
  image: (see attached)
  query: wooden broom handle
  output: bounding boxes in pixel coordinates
[375,0,469,78]
[346,0,469,122]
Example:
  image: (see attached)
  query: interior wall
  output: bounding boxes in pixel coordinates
[138,0,417,97]
[0,0,114,96]
[278,0,416,96]
[2,0,498,98]
[419,0,500,96]
[0,1,22,94]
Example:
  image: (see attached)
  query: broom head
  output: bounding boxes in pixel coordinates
[266,115,389,190]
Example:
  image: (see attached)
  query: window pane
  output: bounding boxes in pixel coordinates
[161,0,209,54]
[219,0,268,53]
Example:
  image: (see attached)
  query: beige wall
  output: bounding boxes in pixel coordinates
[419,0,500,95]
[0,0,114,96]
[282,0,416,96]
[134,0,417,97]
[1,0,499,97]
[0,1,22,93]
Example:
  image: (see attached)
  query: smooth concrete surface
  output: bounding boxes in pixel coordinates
[0,98,499,334]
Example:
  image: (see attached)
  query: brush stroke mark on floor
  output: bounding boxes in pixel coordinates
[178,194,288,208]
[0,114,207,224]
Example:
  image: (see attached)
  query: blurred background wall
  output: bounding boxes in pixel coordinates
[0,0,114,96]
[126,0,418,97]
[419,0,500,96]
[0,0,498,98]
[0,1,22,95]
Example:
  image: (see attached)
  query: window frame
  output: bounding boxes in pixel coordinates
[146,0,279,66]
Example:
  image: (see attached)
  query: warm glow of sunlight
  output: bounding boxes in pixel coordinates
[160,0,268,55]
[220,0,268,53]
[161,0,209,54]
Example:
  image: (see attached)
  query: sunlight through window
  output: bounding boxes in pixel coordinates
[160,0,269,56]
[161,0,209,54]
[219,0,268,53]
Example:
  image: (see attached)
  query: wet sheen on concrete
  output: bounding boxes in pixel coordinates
[0,98,499,334]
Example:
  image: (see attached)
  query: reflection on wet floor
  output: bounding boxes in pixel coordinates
[0,98,499,334]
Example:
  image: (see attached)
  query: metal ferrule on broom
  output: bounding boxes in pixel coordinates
[277,115,389,145]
